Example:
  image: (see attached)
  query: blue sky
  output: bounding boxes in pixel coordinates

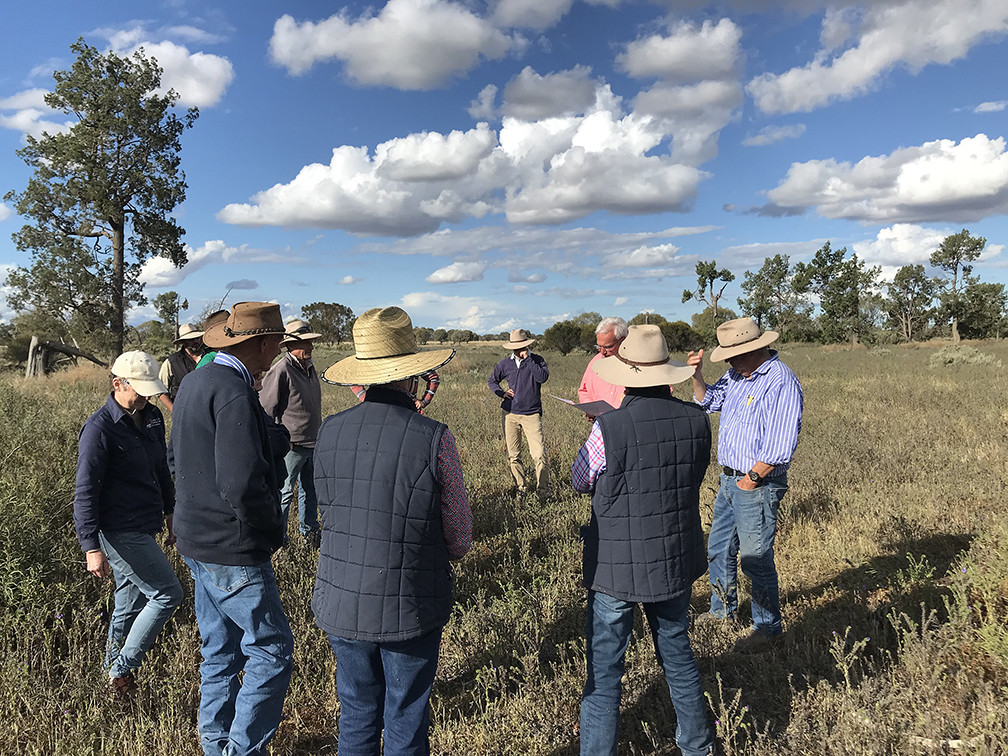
[1,0,1007,333]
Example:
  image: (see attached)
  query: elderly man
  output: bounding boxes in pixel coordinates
[158,323,204,412]
[489,329,550,496]
[314,306,472,754]
[260,319,323,546]
[170,302,293,756]
[577,316,628,409]
[572,325,714,756]
[688,317,803,652]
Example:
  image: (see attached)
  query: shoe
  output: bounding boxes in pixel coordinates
[693,611,739,630]
[732,628,781,654]
[109,672,137,696]
[303,530,322,549]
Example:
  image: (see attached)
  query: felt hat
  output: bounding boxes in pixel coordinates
[202,310,229,330]
[202,302,286,349]
[322,307,454,386]
[281,319,323,346]
[502,329,535,350]
[110,351,169,397]
[591,325,694,388]
[173,323,204,345]
[709,317,779,362]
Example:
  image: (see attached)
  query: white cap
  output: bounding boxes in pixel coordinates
[110,351,168,397]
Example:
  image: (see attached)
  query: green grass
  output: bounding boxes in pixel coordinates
[0,341,1006,754]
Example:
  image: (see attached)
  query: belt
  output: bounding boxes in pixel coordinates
[723,466,747,477]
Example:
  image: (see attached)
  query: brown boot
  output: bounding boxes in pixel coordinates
[109,672,137,696]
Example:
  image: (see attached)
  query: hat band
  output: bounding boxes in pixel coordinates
[616,353,669,373]
[224,325,280,337]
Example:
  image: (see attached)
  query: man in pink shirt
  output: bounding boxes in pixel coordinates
[578,317,629,411]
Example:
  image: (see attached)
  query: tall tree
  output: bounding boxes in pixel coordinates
[737,254,810,338]
[885,265,937,342]
[930,229,986,343]
[794,242,881,344]
[682,260,735,333]
[153,291,188,338]
[957,282,1007,340]
[301,302,355,343]
[4,39,198,357]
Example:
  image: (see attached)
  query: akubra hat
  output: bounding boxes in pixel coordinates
[502,328,535,350]
[709,317,779,363]
[591,325,694,388]
[202,302,286,349]
[322,307,455,386]
[282,319,323,346]
[173,323,204,345]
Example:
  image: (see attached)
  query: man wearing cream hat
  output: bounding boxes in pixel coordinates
[687,316,803,653]
[572,325,714,756]
[314,306,472,755]
[157,323,204,412]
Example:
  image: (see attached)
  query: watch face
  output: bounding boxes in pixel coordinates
[748,470,760,482]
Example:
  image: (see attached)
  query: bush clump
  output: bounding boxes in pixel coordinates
[929,345,1003,368]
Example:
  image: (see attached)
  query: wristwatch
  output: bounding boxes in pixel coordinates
[747,470,762,484]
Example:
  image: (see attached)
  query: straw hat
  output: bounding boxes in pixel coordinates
[709,317,779,363]
[111,351,169,397]
[202,302,286,349]
[322,307,455,386]
[282,319,323,346]
[591,325,694,388]
[173,323,204,345]
[502,329,535,350]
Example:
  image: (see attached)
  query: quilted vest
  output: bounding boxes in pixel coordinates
[582,391,711,603]
[166,349,197,400]
[312,387,452,642]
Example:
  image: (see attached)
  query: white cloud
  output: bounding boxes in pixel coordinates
[0,264,15,323]
[0,89,72,140]
[614,296,628,306]
[601,243,681,268]
[0,204,12,222]
[0,89,49,110]
[501,66,597,120]
[749,0,1008,114]
[617,18,742,83]
[852,223,949,268]
[339,275,361,284]
[426,260,490,283]
[975,100,1008,113]
[742,123,806,147]
[468,84,498,119]
[767,133,1008,223]
[163,26,227,45]
[492,0,573,31]
[400,291,504,330]
[269,1,511,88]
[508,270,547,283]
[376,123,497,181]
[133,41,235,108]
[139,240,297,287]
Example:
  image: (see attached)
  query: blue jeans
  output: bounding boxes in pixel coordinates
[99,531,183,678]
[580,590,712,756]
[281,445,319,536]
[707,473,788,634]
[328,628,443,756]
[185,558,294,756]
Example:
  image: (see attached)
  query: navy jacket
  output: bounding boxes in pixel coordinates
[488,353,549,415]
[73,395,174,553]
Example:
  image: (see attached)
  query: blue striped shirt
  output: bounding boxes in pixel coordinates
[695,351,802,477]
[213,351,254,386]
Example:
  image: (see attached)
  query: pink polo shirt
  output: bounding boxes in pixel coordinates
[577,352,626,409]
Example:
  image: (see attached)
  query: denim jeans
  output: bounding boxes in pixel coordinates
[99,531,183,679]
[580,590,712,756]
[328,627,443,756]
[281,445,320,536]
[707,472,788,635]
[185,557,294,756]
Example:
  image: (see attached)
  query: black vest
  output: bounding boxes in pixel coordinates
[312,387,452,642]
[166,349,197,400]
[582,390,712,603]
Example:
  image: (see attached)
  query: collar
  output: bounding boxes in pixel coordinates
[729,349,779,380]
[213,351,255,387]
[362,384,417,412]
[287,350,313,373]
[105,393,154,425]
[511,353,524,367]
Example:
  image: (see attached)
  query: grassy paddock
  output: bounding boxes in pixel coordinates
[0,342,1006,755]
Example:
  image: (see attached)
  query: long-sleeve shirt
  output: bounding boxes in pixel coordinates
[73,395,174,553]
[434,426,473,559]
[695,351,803,476]
[488,353,549,415]
[572,420,606,493]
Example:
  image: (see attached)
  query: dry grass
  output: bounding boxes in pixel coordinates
[0,341,1006,755]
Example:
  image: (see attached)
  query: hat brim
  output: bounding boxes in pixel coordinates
[203,322,285,349]
[282,332,323,345]
[129,377,169,398]
[322,348,455,386]
[503,338,535,350]
[709,331,779,362]
[173,332,204,346]
[592,356,694,388]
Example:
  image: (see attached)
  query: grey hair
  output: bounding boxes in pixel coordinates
[595,317,628,340]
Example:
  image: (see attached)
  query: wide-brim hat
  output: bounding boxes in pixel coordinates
[282,319,323,346]
[173,323,204,345]
[591,325,694,388]
[503,328,535,350]
[111,351,169,397]
[709,317,779,362]
[202,302,286,349]
[322,306,455,385]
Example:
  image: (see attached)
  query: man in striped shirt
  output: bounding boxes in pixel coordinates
[687,317,803,652]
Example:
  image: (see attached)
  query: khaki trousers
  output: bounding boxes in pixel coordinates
[502,411,548,492]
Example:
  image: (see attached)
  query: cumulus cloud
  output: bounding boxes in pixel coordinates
[614,296,628,306]
[376,123,497,181]
[492,0,573,30]
[426,260,490,283]
[601,243,681,268]
[468,84,498,119]
[226,279,259,290]
[851,223,949,268]
[502,66,597,120]
[767,133,1008,223]
[0,204,12,222]
[139,240,296,287]
[0,89,73,140]
[400,291,504,330]
[742,123,806,147]
[975,100,1007,113]
[339,275,361,284]
[749,0,1008,114]
[269,1,511,88]
[617,18,742,83]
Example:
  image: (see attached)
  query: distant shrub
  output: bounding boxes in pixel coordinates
[929,345,1003,368]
